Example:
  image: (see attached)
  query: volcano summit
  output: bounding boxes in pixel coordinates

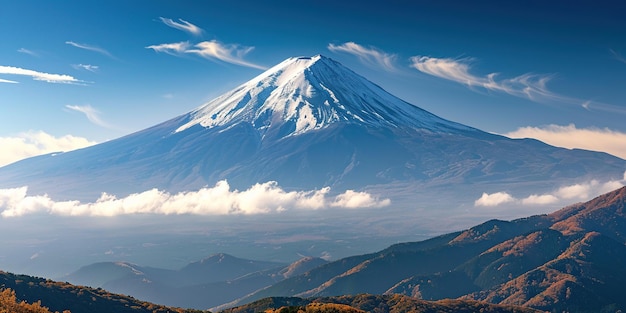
[0,55,623,204]
[175,55,475,136]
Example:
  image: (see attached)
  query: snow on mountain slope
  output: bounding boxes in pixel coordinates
[175,55,476,137]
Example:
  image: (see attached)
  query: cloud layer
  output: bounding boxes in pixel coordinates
[0,65,82,84]
[328,42,397,71]
[146,40,265,69]
[0,131,96,167]
[475,173,626,207]
[0,181,391,217]
[504,124,626,159]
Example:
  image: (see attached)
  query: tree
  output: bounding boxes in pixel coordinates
[0,288,71,313]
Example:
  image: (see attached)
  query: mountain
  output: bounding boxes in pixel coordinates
[177,253,285,286]
[277,256,329,279]
[0,271,201,313]
[224,186,626,312]
[0,55,623,202]
[61,254,327,310]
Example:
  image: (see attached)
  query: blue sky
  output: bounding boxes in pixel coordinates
[2,0,626,167]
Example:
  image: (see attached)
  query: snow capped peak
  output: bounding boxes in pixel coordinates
[175,55,474,136]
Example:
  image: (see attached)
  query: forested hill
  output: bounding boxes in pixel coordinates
[220,294,541,313]
[0,271,202,313]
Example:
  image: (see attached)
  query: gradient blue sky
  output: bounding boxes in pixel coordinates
[2,0,626,166]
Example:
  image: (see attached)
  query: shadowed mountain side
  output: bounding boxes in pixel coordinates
[223,187,626,313]
[225,216,552,306]
[463,231,626,312]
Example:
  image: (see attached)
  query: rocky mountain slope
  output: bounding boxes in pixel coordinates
[225,187,626,312]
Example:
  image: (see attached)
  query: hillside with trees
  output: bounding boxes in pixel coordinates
[0,271,202,313]
[221,294,540,313]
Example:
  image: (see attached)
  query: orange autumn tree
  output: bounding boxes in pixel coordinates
[0,288,70,313]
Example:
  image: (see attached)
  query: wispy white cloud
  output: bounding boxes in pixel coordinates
[0,65,82,84]
[66,41,114,58]
[475,172,626,208]
[409,55,624,113]
[0,130,96,167]
[328,42,397,71]
[610,49,626,64]
[65,105,112,128]
[0,78,18,84]
[504,124,626,159]
[72,64,99,72]
[0,181,390,217]
[17,48,38,57]
[147,40,265,69]
[145,41,191,55]
[186,40,266,69]
[409,56,559,101]
[410,56,479,86]
[159,17,203,36]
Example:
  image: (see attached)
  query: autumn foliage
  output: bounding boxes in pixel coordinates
[0,288,70,313]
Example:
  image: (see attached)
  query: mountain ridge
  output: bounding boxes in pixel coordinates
[222,186,626,312]
[61,254,327,309]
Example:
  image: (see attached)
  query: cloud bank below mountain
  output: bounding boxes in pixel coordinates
[0,180,390,217]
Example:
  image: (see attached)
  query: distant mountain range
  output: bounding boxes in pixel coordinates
[61,253,327,309]
[0,270,538,313]
[0,55,623,205]
[60,186,626,312]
